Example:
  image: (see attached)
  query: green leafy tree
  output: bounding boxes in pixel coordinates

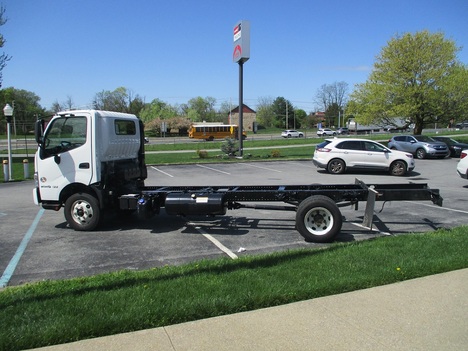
[348,31,466,134]
[256,96,275,128]
[272,97,295,128]
[182,96,217,122]
[0,5,11,88]
[139,98,177,123]
[0,87,46,134]
[293,109,307,129]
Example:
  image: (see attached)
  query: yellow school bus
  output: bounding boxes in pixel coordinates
[188,124,247,141]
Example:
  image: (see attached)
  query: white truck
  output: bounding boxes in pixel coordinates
[33,110,442,243]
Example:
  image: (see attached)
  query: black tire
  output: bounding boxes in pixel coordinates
[389,160,407,176]
[64,193,101,231]
[287,134,291,138]
[296,195,343,243]
[327,159,345,174]
[299,134,304,138]
[416,148,426,159]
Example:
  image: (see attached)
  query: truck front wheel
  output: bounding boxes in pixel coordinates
[64,193,101,231]
[296,195,342,243]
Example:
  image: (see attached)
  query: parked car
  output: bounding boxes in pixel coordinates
[313,138,415,176]
[456,150,468,179]
[432,136,468,157]
[337,127,349,135]
[387,135,449,159]
[317,128,336,137]
[281,130,304,138]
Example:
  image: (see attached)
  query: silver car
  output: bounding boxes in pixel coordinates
[387,135,449,159]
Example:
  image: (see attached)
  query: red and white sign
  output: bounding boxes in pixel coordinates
[233,24,241,42]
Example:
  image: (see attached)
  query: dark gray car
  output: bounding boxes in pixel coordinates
[432,136,468,157]
[387,135,449,159]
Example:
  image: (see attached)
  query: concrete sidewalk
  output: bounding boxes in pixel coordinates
[32,269,467,351]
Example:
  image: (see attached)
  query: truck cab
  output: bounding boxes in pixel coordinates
[34,110,147,229]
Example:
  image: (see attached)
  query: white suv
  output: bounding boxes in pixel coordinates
[281,130,304,138]
[317,128,336,137]
[313,138,415,176]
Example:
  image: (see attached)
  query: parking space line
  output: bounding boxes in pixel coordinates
[151,166,174,177]
[404,201,468,214]
[242,163,282,172]
[196,164,231,175]
[0,208,45,288]
[192,225,238,259]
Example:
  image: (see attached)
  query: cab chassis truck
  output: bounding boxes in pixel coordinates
[33,110,443,243]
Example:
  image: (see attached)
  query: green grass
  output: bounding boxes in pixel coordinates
[1,229,467,350]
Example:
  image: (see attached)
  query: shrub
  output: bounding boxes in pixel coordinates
[271,149,281,158]
[221,138,239,157]
[197,150,208,158]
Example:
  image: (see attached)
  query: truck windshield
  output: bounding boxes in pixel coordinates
[42,117,87,157]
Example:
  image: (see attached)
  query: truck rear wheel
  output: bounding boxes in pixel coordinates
[64,193,101,231]
[296,195,342,243]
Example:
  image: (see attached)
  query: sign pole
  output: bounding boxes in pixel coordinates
[232,20,250,159]
[238,61,244,157]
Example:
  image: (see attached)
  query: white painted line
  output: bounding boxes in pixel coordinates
[404,201,468,215]
[193,225,238,259]
[243,163,282,173]
[151,166,174,177]
[196,164,231,175]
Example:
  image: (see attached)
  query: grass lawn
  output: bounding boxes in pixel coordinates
[0,229,467,350]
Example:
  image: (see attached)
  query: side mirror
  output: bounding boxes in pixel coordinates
[34,119,45,144]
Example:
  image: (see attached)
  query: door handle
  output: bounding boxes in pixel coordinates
[79,163,90,169]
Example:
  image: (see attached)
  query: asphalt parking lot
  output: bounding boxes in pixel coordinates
[1,158,468,287]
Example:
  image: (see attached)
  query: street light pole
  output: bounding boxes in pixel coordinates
[3,103,14,181]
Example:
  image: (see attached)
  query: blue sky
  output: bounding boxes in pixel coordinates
[2,0,468,113]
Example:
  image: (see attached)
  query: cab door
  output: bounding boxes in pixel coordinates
[37,115,92,201]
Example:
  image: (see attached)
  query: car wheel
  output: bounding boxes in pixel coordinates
[416,148,426,159]
[287,134,291,138]
[389,160,407,176]
[299,134,304,138]
[332,132,336,136]
[327,159,345,174]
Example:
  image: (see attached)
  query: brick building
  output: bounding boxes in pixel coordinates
[228,104,257,132]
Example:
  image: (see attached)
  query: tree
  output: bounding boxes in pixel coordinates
[139,98,177,123]
[51,96,75,112]
[272,97,295,128]
[92,87,145,114]
[348,31,466,134]
[314,82,348,116]
[255,96,275,128]
[0,87,46,134]
[0,5,11,88]
[182,96,217,122]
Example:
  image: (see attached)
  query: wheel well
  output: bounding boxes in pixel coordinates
[391,159,407,167]
[59,183,100,207]
[328,158,346,166]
